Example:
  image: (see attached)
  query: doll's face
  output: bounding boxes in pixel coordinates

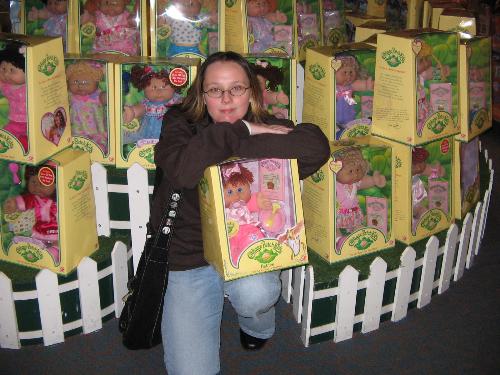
[223,180,251,207]
[247,0,269,17]
[412,160,426,176]
[47,0,68,15]
[174,0,202,18]
[144,77,176,102]
[27,175,56,198]
[99,0,127,16]
[68,76,99,96]
[336,159,365,185]
[469,67,483,82]
[0,61,25,85]
[336,65,357,86]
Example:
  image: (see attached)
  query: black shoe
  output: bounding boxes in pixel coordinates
[239,329,268,351]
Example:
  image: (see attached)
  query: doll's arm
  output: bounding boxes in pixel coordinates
[2,197,19,214]
[255,192,272,210]
[262,89,289,106]
[352,76,374,91]
[80,10,95,25]
[99,91,107,106]
[123,103,145,123]
[265,10,287,23]
[359,170,386,190]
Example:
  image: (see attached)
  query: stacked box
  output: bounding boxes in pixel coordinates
[438,8,477,36]
[200,158,308,280]
[322,0,348,46]
[0,149,98,275]
[150,0,221,59]
[382,136,454,244]
[114,57,198,169]
[303,44,376,140]
[245,55,296,122]
[0,33,71,164]
[302,137,394,263]
[354,21,389,43]
[296,0,322,61]
[453,138,480,219]
[74,0,147,56]
[371,29,459,146]
[64,55,116,164]
[457,36,492,142]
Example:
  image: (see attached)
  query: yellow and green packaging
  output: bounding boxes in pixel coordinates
[302,137,394,263]
[0,149,98,275]
[0,33,71,165]
[199,158,308,280]
[371,29,459,146]
[354,21,388,42]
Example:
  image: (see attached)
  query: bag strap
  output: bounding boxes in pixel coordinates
[149,190,182,250]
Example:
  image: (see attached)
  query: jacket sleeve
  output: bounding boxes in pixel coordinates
[154,108,251,189]
[235,121,330,180]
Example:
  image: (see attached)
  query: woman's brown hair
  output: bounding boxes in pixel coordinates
[180,51,268,122]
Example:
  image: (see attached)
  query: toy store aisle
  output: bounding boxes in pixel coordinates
[1,128,500,375]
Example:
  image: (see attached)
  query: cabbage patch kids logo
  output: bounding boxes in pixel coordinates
[345,125,370,138]
[0,133,14,153]
[310,169,324,183]
[139,147,155,164]
[17,244,43,263]
[38,55,59,77]
[68,170,88,191]
[348,229,378,251]
[382,48,405,67]
[73,138,94,153]
[309,63,325,80]
[425,112,451,135]
[420,211,442,231]
[248,242,282,264]
[225,0,236,7]
[472,109,488,130]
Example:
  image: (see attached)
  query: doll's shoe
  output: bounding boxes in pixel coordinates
[239,329,268,351]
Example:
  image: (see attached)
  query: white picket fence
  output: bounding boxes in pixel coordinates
[0,146,494,349]
[280,147,494,346]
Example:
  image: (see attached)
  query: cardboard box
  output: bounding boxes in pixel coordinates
[64,55,116,164]
[322,0,348,46]
[371,29,459,146]
[0,149,98,275]
[354,21,388,43]
[150,0,222,59]
[245,55,297,122]
[199,158,308,280]
[438,8,476,36]
[114,57,198,169]
[453,138,480,219]
[74,0,147,56]
[457,36,492,141]
[0,33,72,165]
[303,44,376,141]
[381,136,454,244]
[302,136,394,263]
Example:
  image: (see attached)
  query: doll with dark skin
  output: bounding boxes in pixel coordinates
[0,43,28,151]
[332,148,385,251]
[28,0,68,49]
[251,59,289,119]
[3,165,59,263]
[122,65,183,144]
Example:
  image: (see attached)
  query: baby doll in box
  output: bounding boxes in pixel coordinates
[28,0,68,50]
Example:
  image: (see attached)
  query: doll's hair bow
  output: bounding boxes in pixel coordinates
[256,60,269,68]
[221,163,241,182]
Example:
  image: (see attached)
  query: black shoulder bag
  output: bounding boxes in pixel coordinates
[118,190,181,350]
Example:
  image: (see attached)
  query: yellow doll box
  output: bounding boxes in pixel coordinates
[114,56,198,169]
[457,36,492,142]
[322,0,348,47]
[245,55,297,123]
[453,138,480,219]
[382,136,454,244]
[371,29,460,146]
[0,33,71,165]
[224,0,296,57]
[0,149,98,275]
[302,137,394,264]
[345,12,386,27]
[303,44,376,141]
[75,0,147,56]
[438,9,477,36]
[199,158,308,281]
[64,54,116,165]
[354,21,389,43]
[150,0,222,60]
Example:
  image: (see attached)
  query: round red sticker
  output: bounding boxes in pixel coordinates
[169,67,188,87]
[38,166,55,186]
[440,139,450,154]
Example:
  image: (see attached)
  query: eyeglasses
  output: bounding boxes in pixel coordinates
[203,85,250,98]
[69,79,97,87]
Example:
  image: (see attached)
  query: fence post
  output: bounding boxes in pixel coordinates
[280,269,292,303]
[35,269,64,346]
[454,212,473,281]
[77,257,102,334]
[334,265,358,343]
[300,265,314,347]
[392,247,416,322]
[362,257,387,334]
[466,202,482,269]
[91,162,111,237]
[292,266,305,323]
[0,272,20,349]
[438,224,459,294]
[112,241,129,318]
[417,236,439,309]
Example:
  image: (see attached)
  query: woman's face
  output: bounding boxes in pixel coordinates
[203,61,251,124]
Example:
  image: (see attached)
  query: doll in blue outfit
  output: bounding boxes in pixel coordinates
[122,65,183,144]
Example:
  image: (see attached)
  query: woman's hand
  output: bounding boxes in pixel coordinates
[248,122,293,135]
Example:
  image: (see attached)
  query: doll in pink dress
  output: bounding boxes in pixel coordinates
[246,0,288,53]
[221,162,273,267]
[251,59,289,119]
[0,43,28,151]
[28,0,68,50]
[333,147,385,253]
[66,61,108,153]
[82,0,139,55]
[3,165,60,264]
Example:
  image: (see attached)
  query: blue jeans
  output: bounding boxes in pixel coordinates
[161,265,281,375]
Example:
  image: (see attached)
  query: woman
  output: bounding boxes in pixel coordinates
[153,51,329,375]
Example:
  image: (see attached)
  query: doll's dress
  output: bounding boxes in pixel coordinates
[43,13,67,47]
[411,174,427,231]
[248,16,274,53]
[225,195,265,266]
[336,181,364,232]
[167,15,210,57]
[416,76,431,136]
[0,81,28,151]
[69,89,108,153]
[336,84,357,128]
[93,10,138,55]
